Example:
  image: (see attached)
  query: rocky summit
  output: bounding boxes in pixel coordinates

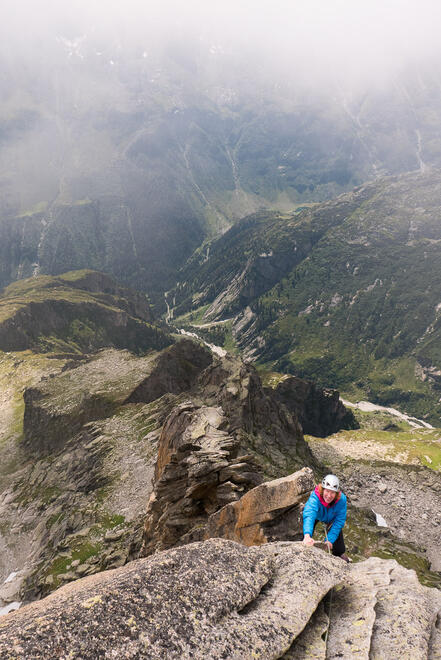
[0,538,439,659]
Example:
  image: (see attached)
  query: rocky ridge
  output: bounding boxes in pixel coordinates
[141,351,312,555]
[0,538,439,659]
[0,335,315,609]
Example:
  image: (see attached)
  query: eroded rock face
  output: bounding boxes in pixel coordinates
[0,539,439,659]
[274,376,358,437]
[141,403,264,555]
[286,554,441,660]
[141,353,313,556]
[205,467,314,546]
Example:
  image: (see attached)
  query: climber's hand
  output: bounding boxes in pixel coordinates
[303,534,315,546]
[325,540,333,551]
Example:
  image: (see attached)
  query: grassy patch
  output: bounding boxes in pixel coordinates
[320,428,441,471]
[256,367,290,389]
[350,408,411,431]
[222,325,238,354]
[99,513,126,529]
[173,304,210,326]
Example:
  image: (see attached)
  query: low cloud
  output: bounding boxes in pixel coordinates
[2,0,441,88]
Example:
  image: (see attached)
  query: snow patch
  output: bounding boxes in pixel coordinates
[4,572,17,584]
[372,510,388,527]
[341,398,433,429]
[0,602,21,617]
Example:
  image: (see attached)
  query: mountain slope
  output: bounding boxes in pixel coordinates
[170,169,441,423]
[0,269,171,354]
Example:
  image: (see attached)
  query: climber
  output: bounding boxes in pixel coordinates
[302,474,350,563]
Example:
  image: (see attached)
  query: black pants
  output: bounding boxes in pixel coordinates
[310,520,346,557]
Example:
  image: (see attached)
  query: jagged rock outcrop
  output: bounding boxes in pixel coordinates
[141,352,312,555]
[205,467,314,546]
[142,403,264,555]
[0,539,439,659]
[126,339,213,404]
[273,376,358,437]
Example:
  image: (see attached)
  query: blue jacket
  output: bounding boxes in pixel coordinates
[302,487,347,545]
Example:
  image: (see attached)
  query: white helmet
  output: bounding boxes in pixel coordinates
[322,474,340,492]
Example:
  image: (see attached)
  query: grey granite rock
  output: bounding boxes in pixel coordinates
[0,539,344,660]
[282,601,328,659]
[326,557,394,659]
[0,539,439,659]
[369,563,441,660]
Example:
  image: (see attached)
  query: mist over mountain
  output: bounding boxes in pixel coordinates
[2,1,441,293]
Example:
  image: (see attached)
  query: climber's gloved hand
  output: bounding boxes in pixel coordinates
[303,534,315,546]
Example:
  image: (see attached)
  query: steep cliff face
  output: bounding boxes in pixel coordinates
[273,376,358,437]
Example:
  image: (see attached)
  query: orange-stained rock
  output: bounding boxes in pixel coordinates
[205,467,314,546]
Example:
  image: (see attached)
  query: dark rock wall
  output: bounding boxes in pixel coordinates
[273,376,358,437]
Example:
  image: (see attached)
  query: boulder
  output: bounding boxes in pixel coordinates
[205,467,314,545]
